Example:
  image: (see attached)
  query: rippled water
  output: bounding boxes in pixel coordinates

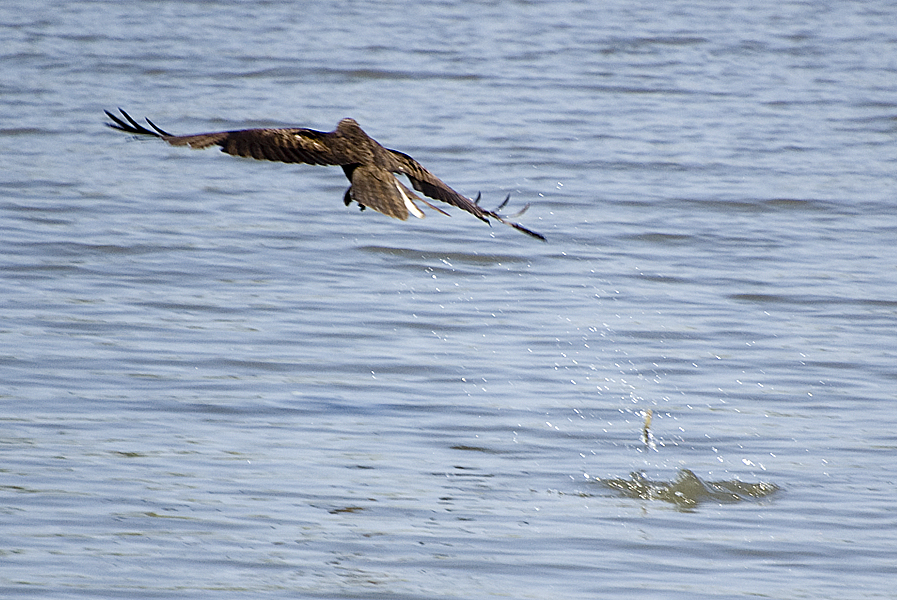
[2,1,896,598]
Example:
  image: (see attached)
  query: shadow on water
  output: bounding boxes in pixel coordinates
[596,469,779,512]
[358,245,529,265]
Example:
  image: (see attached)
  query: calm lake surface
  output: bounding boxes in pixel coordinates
[2,1,896,598]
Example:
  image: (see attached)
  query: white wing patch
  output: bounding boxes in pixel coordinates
[394,178,425,219]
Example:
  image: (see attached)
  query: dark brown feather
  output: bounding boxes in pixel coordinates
[105,109,544,240]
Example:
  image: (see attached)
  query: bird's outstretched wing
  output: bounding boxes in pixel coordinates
[388,149,545,241]
[106,109,545,240]
[105,108,347,166]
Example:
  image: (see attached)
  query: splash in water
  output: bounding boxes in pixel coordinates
[597,469,779,510]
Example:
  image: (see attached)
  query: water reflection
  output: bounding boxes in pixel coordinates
[597,469,779,511]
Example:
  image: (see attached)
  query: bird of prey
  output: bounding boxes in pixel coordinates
[105,109,544,240]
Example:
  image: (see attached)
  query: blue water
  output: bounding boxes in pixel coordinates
[2,1,896,598]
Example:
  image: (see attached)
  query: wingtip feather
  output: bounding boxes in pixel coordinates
[104,108,167,138]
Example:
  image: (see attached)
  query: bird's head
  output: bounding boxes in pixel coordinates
[336,118,364,135]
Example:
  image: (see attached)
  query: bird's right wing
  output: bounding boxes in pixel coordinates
[105,109,348,166]
[389,149,546,241]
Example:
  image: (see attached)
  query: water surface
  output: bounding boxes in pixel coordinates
[2,1,896,598]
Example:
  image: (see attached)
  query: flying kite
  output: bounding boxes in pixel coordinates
[105,109,544,240]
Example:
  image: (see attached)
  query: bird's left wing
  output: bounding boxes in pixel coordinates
[105,109,348,166]
[388,149,545,241]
